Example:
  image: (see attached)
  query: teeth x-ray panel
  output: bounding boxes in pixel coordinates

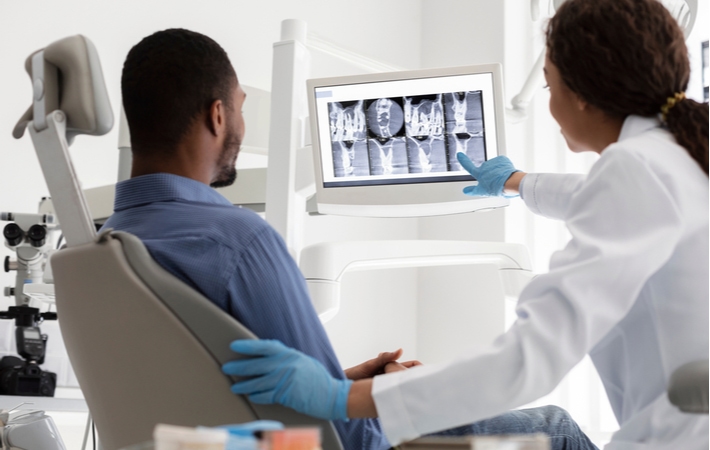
[327,91,484,179]
[444,91,486,170]
[404,94,448,173]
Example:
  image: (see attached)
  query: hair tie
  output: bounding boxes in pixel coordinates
[660,92,686,121]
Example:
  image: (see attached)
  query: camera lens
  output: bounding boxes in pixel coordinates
[3,223,23,246]
[27,225,46,248]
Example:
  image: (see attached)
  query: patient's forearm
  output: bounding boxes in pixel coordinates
[346,379,378,418]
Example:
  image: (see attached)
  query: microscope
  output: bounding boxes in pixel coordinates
[0,212,57,398]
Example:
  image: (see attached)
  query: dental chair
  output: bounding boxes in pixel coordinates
[14,35,343,450]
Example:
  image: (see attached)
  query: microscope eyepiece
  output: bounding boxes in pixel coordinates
[3,223,24,247]
[27,225,47,248]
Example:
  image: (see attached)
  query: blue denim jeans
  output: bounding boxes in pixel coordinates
[431,405,599,450]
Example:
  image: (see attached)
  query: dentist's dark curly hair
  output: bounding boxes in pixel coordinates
[122,28,238,154]
[546,0,708,175]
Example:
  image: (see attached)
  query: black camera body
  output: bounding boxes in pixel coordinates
[0,355,56,396]
[0,308,57,397]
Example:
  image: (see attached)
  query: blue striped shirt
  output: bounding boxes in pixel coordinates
[102,173,389,450]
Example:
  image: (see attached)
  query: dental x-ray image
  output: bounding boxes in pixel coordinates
[365,98,408,176]
[366,98,404,138]
[329,101,370,177]
[369,138,409,175]
[444,91,486,171]
[404,94,448,173]
[327,90,487,178]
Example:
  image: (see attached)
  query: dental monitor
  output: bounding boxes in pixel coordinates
[307,63,510,217]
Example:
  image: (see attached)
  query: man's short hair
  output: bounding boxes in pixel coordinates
[121,28,237,153]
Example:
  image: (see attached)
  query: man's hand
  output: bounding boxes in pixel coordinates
[344,349,404,380]
[384,359,423,374]
[345,350,424,379]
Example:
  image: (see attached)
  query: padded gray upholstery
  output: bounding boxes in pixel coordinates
[13,35,114,143]
[668,360,709,414]
[51,230,342,450]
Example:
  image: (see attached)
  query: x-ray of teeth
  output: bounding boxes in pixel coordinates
[366,98,405,139]
[332,141,371,177]
[444,91,483,132]
[444,91,486,169]
[369,138,409,175]
[404,94,444,137]
[328,101,367,142]
[328,91,488,178]
[407,135,448,173]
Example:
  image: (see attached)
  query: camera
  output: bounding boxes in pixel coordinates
[0,355,56,397]
[0,309,57,397]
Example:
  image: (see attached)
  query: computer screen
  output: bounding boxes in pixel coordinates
[307,64,509,217]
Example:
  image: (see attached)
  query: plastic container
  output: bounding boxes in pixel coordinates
[262,428,321,450]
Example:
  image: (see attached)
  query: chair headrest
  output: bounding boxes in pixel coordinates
[13,35,114,144]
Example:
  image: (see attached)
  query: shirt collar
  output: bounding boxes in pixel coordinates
[113,173,233,211]
[617,115,661,142]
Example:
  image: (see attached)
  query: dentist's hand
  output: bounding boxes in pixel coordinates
[457,153,523,197]
[223,339,352,421]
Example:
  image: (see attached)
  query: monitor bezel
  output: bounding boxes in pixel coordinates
[306,63,509,217]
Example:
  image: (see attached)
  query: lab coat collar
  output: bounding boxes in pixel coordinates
[617,115,661,143]
[113,173,233,212]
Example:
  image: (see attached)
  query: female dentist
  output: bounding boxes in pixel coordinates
[223,0,709,448]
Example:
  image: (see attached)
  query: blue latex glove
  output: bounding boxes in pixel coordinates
[456,152,520,198]
[222,339,353,421]
[214,420,284,435]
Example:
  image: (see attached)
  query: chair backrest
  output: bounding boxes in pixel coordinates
[51,230,343,450]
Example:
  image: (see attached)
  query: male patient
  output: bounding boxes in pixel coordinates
[103,29,596,450]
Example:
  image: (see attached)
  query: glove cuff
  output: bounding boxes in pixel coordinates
[333,378,354,421]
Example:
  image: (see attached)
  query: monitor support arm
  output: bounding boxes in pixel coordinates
[506,49,546,123]
[299,240,534,322]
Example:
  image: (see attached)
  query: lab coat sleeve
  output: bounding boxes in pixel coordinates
[371,148,684,445]
[519,173,586,220]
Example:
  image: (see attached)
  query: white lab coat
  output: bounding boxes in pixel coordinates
[372,115,709,449]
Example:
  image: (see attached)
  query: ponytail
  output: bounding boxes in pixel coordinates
[665,99,709,176]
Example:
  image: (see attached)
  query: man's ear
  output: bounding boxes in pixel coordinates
[206,99,225,136]
[575,94,588,111]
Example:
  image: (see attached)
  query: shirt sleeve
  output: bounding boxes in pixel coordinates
[520,173,586,220]
[372,148,685,445]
